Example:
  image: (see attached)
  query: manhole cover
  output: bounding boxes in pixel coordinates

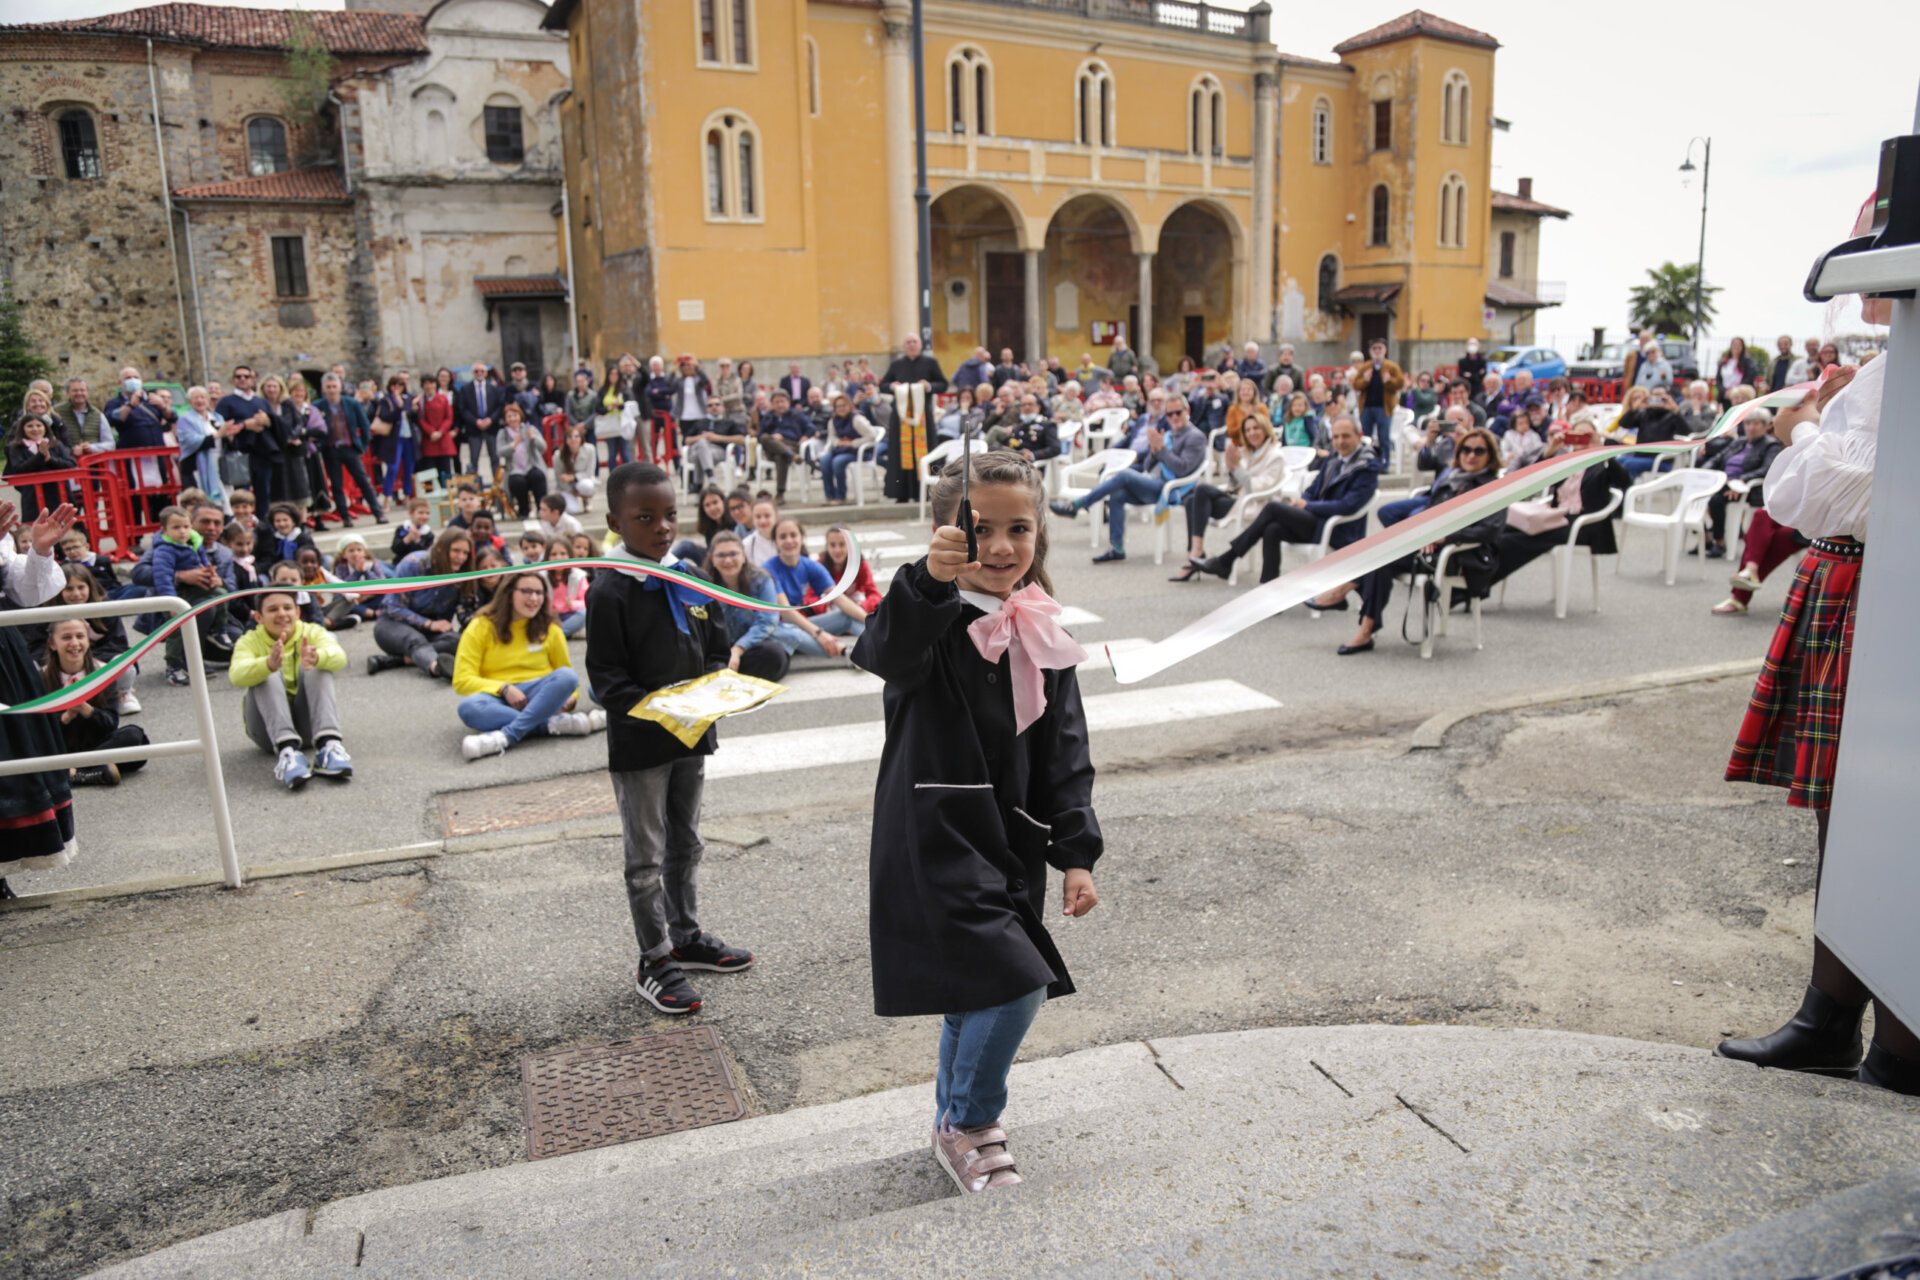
[440,771,616,836]
[520,1026,747,1160]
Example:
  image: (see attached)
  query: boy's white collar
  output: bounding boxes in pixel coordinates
[958,588,1007,615]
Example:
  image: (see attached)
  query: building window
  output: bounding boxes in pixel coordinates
[1188,75,1223,158]
[1442,71,1471,146]
[270,235,308,298]
[1317,254,1339,313]
[1075,61,1114,148]
[1372,99,1392,151]
[947,46,991,135]
[1499,230,1515,279]
[246,117,289,176]
[1310,97,1330,165]
[1438,173,1467,248]
[805,36,820,116]
[484,104,525,164]
[701,111,762,222]
[1370,184,1389,247]
[58,109,102,180]
[697,0,754,67]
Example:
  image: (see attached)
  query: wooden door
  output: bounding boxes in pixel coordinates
[499,305,544,381]
[984,253,1025,360]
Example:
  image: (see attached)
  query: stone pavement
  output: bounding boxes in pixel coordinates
[92,1025,1920,1280]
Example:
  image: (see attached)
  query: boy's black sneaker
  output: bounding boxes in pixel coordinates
[670,931,755,973]
[636,956,702,1014]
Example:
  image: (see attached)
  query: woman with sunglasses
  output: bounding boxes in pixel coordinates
[1315,426,1504,654]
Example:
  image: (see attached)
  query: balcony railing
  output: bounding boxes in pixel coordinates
[965,0,1270,42]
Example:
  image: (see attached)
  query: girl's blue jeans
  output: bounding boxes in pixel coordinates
[936,985,1047,1128]
[775,613,864,656]
[558,610,587,637]
[381,436,416,497]
[457,668,579,743]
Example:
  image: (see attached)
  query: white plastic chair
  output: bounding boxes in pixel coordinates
[915,437,990,522]
[1387,406,1417,475]
[1056,448,1139,548]
[1150,460,1212,565]
[1081,407,1132,455]
[1495,487,1626,618]
[1725,477,1755,540]
[851,438,880,505]
[1275,446,1317,500]
[1620,468,1722,584]
[1204,471,1291,586]
[1044,420,1082,496]
[1414,542,1486,660]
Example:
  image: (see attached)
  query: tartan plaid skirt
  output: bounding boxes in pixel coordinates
[1725,540,1862,810]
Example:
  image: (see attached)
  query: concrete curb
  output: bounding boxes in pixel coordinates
[0,823,767,912]
[1407,657,1762,751]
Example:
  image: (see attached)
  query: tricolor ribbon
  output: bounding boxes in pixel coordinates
[2,538,860,715]
[1108,387,1814,685]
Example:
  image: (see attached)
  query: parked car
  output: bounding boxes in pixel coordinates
[1569,337,1698,385]
[1485,345,1567,383]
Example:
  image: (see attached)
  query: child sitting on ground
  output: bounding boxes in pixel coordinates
[49,564,139,716]
[151,504,235,686]
[740,495,779,567]
[538,492,584,543]
[517,529,550,566]
[391,496,436,560]
[586,462,754,1016]
[228,489,259,536]
[446,482,484,530]
[56,529,119,588]
[253,502,318,569]
[41,618,150,787]
[332,534,395,626]
[452,569,603,760]
[467,511,508,559]
[850,451,1103,1194]
[294,545,358,631]
[222,522,257,633]
[228,576,354,790]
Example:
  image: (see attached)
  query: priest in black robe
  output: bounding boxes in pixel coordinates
[878,334,948,502]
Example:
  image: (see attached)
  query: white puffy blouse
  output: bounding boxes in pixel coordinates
[1765,354,1885,542]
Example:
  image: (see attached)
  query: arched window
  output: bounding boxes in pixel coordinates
[57,108,102,180]
[805,36,820,117]
[1370,74,1393,151]
[696,0,754,67]
[701,111,762,222]
[1310,96,1331,165]
[1369,183,1390,247]
[947,46,992,136]
[1317,254,1339,313]
[1188,75,1224,157]
[1075,61,1114,148]
[1441,71,1471,146]
[246,117,289,176]
[425,109,448,160]
[1437,173,1468,248]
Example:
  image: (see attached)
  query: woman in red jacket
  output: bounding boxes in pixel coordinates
[809,524,881,616]
[417,373,458,485]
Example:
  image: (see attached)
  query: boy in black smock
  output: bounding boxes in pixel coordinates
[851,451,1102,1194]
[586,463,754,1015]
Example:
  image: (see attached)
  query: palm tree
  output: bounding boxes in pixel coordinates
[1628,262,1720,337]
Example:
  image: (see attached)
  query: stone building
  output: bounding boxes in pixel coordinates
[544,0,1539,375]
[1486,177,1570,345]
[0,0,570,389]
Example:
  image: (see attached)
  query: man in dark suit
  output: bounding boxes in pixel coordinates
[780,361,812,407]
[317,372,385,526]
[455,361,505,478]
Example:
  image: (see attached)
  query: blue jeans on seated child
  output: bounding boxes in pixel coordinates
[1077,468,1164,551]
[457,668,579,743]
[559,610,587,638]
[936,985,1047,1128]
[777,614,864,656]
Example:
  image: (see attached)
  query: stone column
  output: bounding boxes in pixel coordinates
[1251,69,1278,345]
[881,11,917,347]
[1136,251,1154,364]
[1024,247,1043,365]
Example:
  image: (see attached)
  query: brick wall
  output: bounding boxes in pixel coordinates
[185,203,360,380]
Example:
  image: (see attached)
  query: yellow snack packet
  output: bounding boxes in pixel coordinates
[627,669,785,747]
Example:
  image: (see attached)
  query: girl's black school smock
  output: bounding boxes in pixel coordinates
[851,560,1102,1018]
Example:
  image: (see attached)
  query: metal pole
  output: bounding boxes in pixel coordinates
[910,0,932,347]
[1693,137,1710,351]
[178,609,243,888]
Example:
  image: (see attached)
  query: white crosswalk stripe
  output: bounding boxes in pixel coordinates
[707,679,1277,780]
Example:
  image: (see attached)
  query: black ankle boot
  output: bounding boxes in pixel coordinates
[1716,984,1866,1075]
[1858,1042,1920,1097]
[366,653,406,676]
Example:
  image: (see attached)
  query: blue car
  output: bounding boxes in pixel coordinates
[1486,344,1567,384]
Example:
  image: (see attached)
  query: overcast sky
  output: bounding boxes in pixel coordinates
[7,0,1915,363]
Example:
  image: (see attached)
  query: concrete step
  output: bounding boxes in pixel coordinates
[90,1026,1920,1280]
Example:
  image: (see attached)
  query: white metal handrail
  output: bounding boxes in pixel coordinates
[0,594,241,888]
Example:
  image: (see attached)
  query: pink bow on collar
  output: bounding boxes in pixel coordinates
[966,584,1088,735]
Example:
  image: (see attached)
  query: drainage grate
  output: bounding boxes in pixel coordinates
[520,1026,747,1160]
[440,771,616,836]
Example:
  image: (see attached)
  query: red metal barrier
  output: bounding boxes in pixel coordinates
[3,462,125,556]
[80,447,183,558]
[1434,364,1459,381]
[1573,378,1622,404]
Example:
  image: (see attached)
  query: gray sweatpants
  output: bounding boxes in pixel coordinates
[611,758,706,962]
[243,669,342,752]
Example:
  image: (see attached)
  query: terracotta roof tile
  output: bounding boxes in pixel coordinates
[1334,10,1498,55]
[1493,191,1573,219]
[475,275,569,298]
[5,3,426,54]
[173,166,351,202]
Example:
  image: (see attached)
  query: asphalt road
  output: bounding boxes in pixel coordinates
[0,671,1840,1279]
[10,500,1775,896]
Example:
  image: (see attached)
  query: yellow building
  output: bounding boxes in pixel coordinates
[546,0,1510,374]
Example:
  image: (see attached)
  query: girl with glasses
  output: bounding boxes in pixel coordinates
[452,571,604,760]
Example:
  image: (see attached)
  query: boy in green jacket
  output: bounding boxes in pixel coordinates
[229,573,354,790]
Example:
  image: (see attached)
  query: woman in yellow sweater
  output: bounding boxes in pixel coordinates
[454,571,606,760]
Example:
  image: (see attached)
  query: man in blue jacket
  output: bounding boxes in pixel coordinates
[316,373,385,526]
[1188,413,1381,583]
[1050,398,1207,563]
[455,362,506,478]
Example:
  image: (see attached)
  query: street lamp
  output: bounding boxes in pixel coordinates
[1678,137,1711,352]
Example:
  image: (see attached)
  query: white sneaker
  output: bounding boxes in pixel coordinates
[461,730,510,760]
[546,712,592,737]
[587,708,608,733]
[118,690,142,715]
